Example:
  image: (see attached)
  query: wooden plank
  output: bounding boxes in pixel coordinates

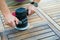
[24,32,56,40]
[8,24,49,38]
[9,28,52,40]
[41,35,59,40]
[0,13,4,32]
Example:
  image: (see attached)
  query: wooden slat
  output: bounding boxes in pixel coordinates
[39,0,60,28]
[41,35,59,40]
[24,32,55,40]
[8,24,49,38]
[9,29,53,40]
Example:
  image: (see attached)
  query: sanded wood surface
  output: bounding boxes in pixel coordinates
[0,11,60,40]
[39,0,60,30]
[0,0,60,40]
[0,12,60,40]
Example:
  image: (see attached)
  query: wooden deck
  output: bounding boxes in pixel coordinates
[0,0,60,40]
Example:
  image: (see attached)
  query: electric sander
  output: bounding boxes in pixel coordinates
[12,8,29,30]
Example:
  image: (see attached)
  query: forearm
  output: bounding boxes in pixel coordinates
[0,0,11,16]
[33,0,40,3]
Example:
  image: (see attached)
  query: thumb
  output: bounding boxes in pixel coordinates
[15,17,19,24]
[28,9,31,15]
[11,21,16,27]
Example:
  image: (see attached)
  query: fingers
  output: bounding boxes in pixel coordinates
[5,21,15,27]
[11,21,16,27]
[5,18,19,27]
[31,10,35,14]
[15,17,19,24]
[28,9,35,15]
[28,9,31,15]
[9,18,19,27]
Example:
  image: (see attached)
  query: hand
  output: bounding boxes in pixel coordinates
[4,14,19,27]
[27,4,37,15]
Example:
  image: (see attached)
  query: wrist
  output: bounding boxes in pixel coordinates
[3,13,12,17]
[30,2,38,7]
